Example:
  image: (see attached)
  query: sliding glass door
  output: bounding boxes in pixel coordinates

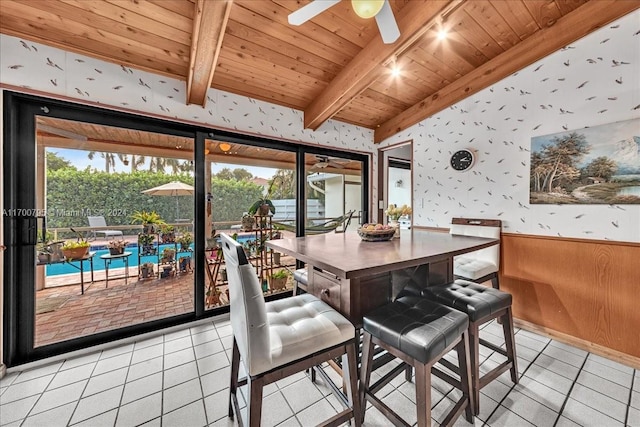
[2,91,369,367]
[304,153,365,230]
[33,116,195,347]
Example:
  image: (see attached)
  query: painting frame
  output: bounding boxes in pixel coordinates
[530,118,640,204]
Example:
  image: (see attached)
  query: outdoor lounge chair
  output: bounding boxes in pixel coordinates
[87,216,123,240]
[273,210,355,235]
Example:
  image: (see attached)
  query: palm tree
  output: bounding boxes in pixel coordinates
[87,151,115,173]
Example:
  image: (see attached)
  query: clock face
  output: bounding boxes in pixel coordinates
[450,149,475,171]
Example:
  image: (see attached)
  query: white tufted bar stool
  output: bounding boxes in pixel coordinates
[292,267,308,295]
[220,233,361,427]
[450,218,502,289]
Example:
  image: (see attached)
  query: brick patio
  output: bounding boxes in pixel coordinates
[35,261,296,348]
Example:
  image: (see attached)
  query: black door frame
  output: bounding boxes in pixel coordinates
[2,91,369,367]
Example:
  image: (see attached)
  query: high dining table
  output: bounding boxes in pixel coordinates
[267,228,499,326]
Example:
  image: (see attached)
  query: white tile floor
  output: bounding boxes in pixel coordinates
[1,315,638,427]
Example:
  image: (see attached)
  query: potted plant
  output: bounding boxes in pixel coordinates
[241,213,256,231]
[140,262,155,279]
[179,256,192,273]
[161,247,176,263]
[177,232,193,251]
[36,230,54,263]
[159,224,175,243]
[220,267,228,282]
[161,264,173,278]
[130,210,165,234]
[61,240,90,260]
[248,179,277,216]
[269,269,289,291]
[108,239,127,255]
[138,233,156,255]
[61,228,90,260]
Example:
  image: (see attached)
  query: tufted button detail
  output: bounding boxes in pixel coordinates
[417,279,511,322]
[363,296,468,364]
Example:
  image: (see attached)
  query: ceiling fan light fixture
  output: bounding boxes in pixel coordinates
[351,0,384,19]
[219,142,231,152]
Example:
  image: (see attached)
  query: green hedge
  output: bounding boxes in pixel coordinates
[46,169,263,228]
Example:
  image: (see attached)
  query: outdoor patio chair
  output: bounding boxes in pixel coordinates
[87,216,123,240]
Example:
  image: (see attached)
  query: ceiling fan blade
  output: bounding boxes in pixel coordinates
[375,1,400,44]
[288,0,342,25]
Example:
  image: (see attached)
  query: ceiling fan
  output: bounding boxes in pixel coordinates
[288,0,400,44]
[311,155,351,170]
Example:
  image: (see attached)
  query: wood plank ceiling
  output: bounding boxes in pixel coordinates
[2,0,638,143]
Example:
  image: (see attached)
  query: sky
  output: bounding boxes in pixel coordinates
[47,147,278,179]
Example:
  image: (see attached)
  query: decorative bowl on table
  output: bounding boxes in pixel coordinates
[357,224,396,241]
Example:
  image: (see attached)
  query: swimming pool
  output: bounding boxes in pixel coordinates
[45,243,191,276]
[44,235,256,276]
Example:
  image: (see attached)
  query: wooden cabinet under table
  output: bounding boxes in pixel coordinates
[267,229,497,326]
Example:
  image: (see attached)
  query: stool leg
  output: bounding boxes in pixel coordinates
[490,273,499,290]
[246,376,264,427]
[405,364,413,382]
[229,338,240,418]
[359,332,375,423]
[456,331,474,423]
[344,342,362,427]
[469,322,481,415]
[414,362,432,427]
[502,307,519,384]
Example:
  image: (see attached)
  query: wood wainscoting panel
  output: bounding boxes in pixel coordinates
[501,234,640,359]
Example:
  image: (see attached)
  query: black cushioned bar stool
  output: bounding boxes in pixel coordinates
[360,295,474,427]
[414,279,518,415]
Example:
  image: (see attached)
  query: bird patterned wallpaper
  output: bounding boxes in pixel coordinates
[0,32,379,212]
[380,11,639,243]
[1,11,638,242]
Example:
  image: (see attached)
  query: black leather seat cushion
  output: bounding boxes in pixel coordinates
[416,279,512,322]
[363,296,468,364]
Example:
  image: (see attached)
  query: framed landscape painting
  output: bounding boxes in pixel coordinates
[530,118,640,204]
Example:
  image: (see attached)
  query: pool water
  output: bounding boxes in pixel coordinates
[44,234,256,276]
[45,243,192,276]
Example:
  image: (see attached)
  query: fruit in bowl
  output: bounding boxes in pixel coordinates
[358,223,396,241]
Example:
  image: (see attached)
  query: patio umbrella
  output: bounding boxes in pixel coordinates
[142,181,194,220]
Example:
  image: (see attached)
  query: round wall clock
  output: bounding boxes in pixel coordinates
[450,149,475,172]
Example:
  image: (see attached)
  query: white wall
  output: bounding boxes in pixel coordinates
[388,167,411,208]
[0,33,379,216]
[379,11,640,243]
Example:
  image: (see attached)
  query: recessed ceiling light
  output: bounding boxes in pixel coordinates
[437,29,447,40]
[391,66,401,77]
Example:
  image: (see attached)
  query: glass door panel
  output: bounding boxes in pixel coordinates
[203,139,297,310]
[34,116,194,347]
[304,154,364,231]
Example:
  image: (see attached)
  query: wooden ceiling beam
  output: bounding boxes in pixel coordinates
[303,0,462,131]
[374,0,640,143]
[187,0,232,106]
[39,136,192,160]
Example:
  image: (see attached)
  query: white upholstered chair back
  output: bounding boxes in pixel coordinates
[450,218,501,270]
[220,233,270,374]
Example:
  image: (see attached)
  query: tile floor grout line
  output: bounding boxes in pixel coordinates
[625,371,635,427]
[64,351,104,426]
[551,349,589,427]
[482,329,553,427]
[17,357,66,424]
